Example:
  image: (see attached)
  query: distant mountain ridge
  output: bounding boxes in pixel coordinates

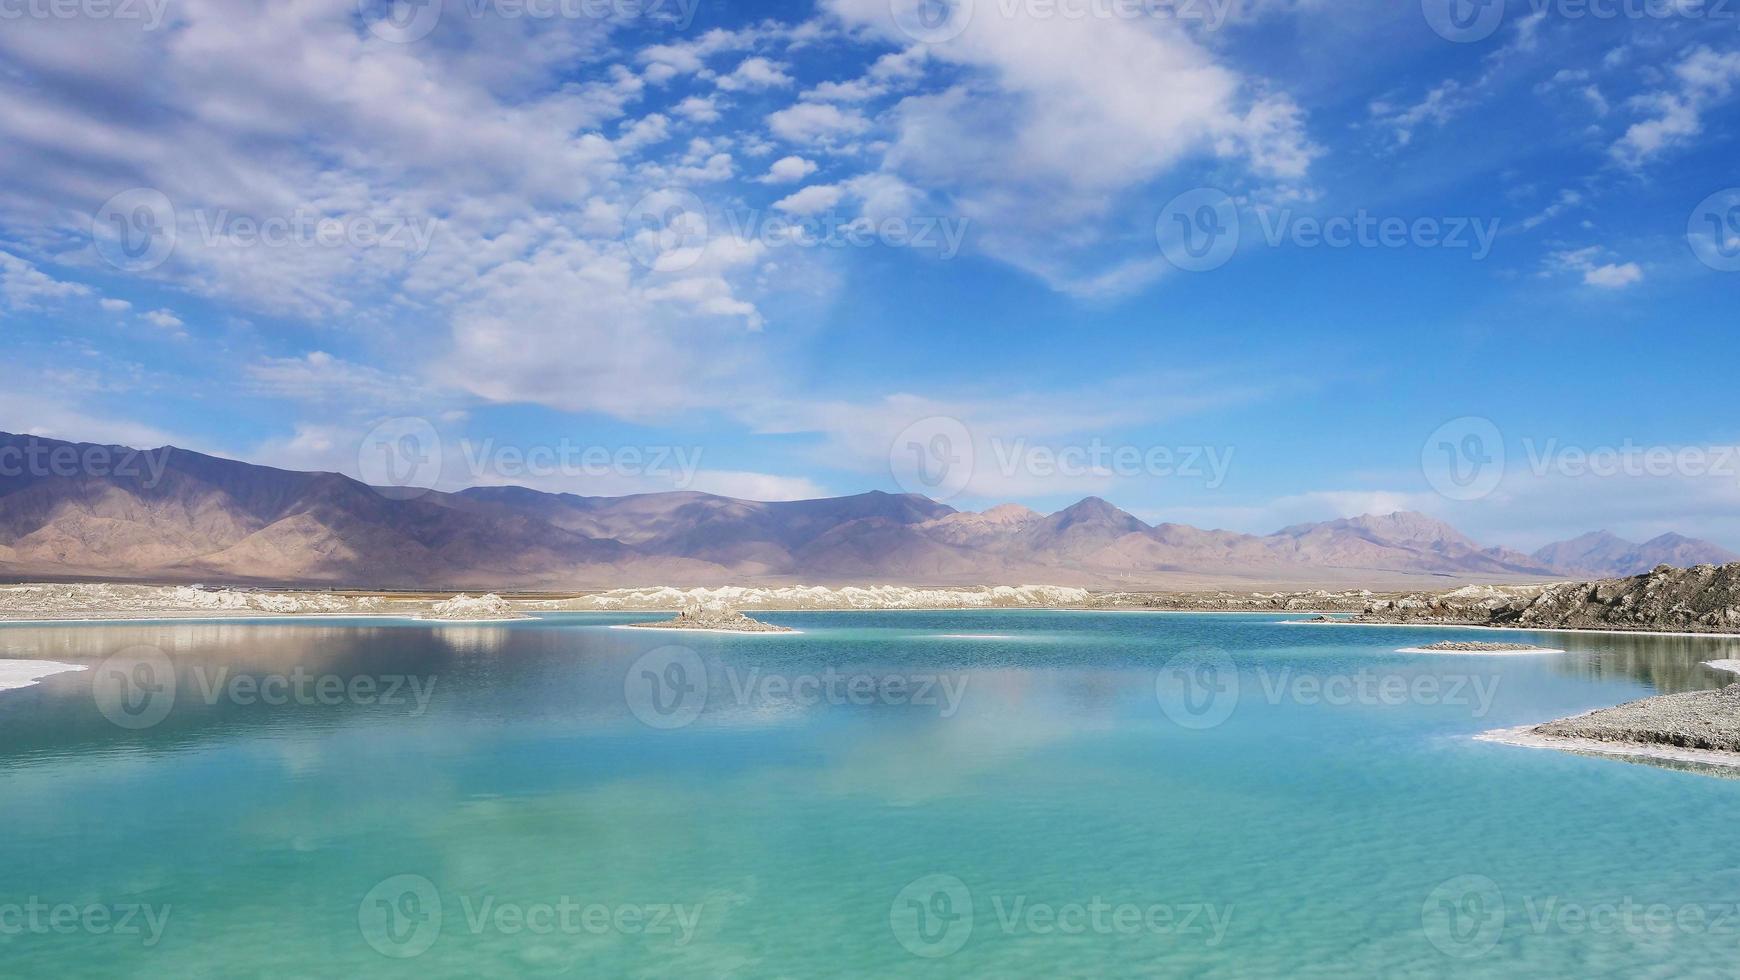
[1531,530,1740,578]
[0,431,1724,589]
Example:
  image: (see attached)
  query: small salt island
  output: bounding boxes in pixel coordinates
[1398,640,1564,654]
[418,594,531,622]
[1481,684,1740,771]
[623,602,796,634]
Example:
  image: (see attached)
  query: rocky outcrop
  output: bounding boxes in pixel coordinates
[1532,686,1740,753]
[1413,640,1556,652]
[1086,589,1382,612]
[421,593,525,621]
[1350,564,1740,634]
[626,601,795,633]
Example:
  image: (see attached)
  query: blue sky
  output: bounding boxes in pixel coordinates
[1,0,1738,549]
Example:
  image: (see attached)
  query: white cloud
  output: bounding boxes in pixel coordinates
[686,470,830,501]
[1612,47,1740,167]
[1583,262,1643,289]
[767,102,870,144]
[0,390,181,450]
[825,0,1317,295]
[99,297,132,313]
[1519,189,1582,231]
[0,251,91,310]
[615,113,671,152]
[672,96,721,123]
[742,374,1280,502]
[1545,248,1642,289]
[142,309,185,333]
[758,155,818,183]
[246,351,429,404]
[636,28,761,78]
[773,184,844,215]
[715,56,794,92]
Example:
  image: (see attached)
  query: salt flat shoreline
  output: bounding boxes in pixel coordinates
[6,580,1740,639]
[1477,724,1740,771]
[1280,618,1740,639]
[1395,645,1566,655]
[0,660,88,693]
[607,624,804,635]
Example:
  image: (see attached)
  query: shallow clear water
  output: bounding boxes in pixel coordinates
[3,611,1739,978]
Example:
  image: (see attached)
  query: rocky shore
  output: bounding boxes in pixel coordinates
[1084,589,1388,612]
[1315,564,1740,634]
[1407,640,1558,653]
[1533,686,1740,753]
[624,603,796,634]
[419,593,530,622]
[1482,685,1740,773]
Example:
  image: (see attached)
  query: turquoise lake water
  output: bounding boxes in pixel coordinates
[3,611,1740,977]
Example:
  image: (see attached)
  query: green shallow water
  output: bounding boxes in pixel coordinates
[3,611,1740,978]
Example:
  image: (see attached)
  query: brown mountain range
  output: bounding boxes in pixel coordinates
[0,432,1725,589]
